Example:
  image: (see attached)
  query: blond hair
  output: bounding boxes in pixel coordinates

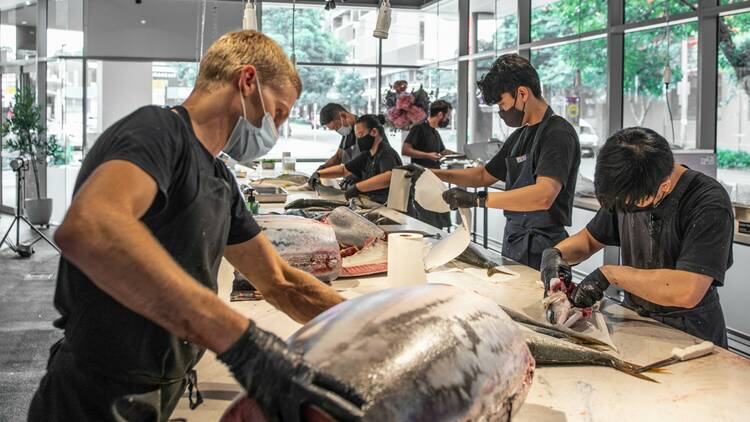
[195,30,301,95]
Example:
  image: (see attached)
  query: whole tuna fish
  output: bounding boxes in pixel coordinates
[221,284,536,422]
[323,207,385,248]
[285,198,349,211]
[255,215,341,282]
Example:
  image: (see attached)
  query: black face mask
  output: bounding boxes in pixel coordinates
[357,133,376,151]
[498,91,526,127]
[438,116,450,128]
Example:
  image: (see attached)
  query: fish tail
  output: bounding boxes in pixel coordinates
[613,360,659,383]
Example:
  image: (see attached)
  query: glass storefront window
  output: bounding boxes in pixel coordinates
[47,0,84,56]
[623,22,699,149]
[262,3,378,65]
[468,57,507,147]
[415,62,458,151]
[533,37,608,180]
[716,11,750,203]
[626,1,698,24]
[471,0,497,54]
[496,0,519,51]
[0,1,37,61]
[531,0,606,41]
[152,62,198,107]
[268,66,378,161]
[382,9,433,66]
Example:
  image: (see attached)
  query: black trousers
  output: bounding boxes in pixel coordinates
[28,339,187,422]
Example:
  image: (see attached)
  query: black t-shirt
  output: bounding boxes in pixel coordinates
[586,171,734,286]
[345,140,403,203]
[484,110,580,226]
[404,121,446,169]
[53,105,260,382]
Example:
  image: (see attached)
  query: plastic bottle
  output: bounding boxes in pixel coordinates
[245,187,260,215]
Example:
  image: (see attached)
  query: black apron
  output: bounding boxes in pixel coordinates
[501,109,568,270]
[29,106,229,420]
[617,169,728,347]
[339,136,361,190]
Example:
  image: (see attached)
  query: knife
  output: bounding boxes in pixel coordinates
[636,341,714,373]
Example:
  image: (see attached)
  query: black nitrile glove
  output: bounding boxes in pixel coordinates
[394,163,426,184]
[344,184,361,200]
[307,171,321,190]
[571,268,610,308]
[218,321,364,422]
[442,188,478,210]
[540,248,572,295]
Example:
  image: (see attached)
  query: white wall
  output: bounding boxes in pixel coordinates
[98,61,152,131]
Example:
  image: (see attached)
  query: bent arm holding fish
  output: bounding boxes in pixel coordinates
[225,235,345,324]
[599,266,713,309]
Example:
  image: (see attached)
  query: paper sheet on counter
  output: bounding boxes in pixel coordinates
[415,170,451,213]
[424,208,471,270]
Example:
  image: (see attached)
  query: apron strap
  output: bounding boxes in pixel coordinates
[526,107,557,170]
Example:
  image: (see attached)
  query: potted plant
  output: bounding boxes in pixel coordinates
[0,87,59,227]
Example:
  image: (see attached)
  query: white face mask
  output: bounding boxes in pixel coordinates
[223,75,279,165]
[336,123,352,137]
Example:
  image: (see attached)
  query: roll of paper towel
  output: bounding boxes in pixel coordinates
[387,233,427,285]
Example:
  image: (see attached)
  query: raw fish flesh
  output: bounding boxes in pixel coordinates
[255,215,341,282]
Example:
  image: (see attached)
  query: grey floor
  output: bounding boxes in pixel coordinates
[0,214,62,422]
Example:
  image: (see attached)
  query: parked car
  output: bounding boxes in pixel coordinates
[577,119,600,158]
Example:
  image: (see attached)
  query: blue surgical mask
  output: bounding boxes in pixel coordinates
[223,75,279,165]
[337,124,352,137]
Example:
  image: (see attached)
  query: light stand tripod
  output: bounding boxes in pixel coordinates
[0,157,60,257]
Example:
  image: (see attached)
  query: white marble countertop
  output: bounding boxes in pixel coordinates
[171,183,750,422]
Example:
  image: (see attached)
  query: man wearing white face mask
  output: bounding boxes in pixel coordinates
[29,31,363,422]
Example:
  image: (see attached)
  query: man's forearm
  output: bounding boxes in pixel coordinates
[433,167,490,187]
[55,207,248,354]
[269,264,345,323]
[402,144,433,160]
[322,150,342,168]
[600,266,712,308]
[356,171,391,192]
[318,164,349,179]
[554,230,602,265]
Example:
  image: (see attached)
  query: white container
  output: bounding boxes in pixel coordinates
[281,152,296,173]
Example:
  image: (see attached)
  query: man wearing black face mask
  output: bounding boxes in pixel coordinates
[542,128,733,347]
[401,100,456,228]
[422,54,581,270]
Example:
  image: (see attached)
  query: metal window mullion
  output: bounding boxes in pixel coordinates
[37,0,48,198]
[517,0,531,58]
[607,0,624,138]
[457,0,469,151]
[697,0,719,151]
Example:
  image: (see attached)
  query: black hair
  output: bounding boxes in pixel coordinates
[429,100,453,117]
[594,127,675,211]
[355,114,386,137]
[319,103,348,125]
[477,53,542,105]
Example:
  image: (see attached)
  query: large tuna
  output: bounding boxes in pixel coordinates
[322,207,385,248]
[221,284,536,421]
[255,215,342,282]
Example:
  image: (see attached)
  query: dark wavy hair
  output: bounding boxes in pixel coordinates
[477,53,542,105]
[429,100,452,117]
[355,114,386,137]
[319,103,348,125]
[594,127,675,211]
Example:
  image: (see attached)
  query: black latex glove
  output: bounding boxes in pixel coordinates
[442,188,478,210]
[344,184,361,200]
[571,268,610,308]
[540,248,572,295]
[394,163,426,184]
[307,171,321,190]
[218,321,364,422]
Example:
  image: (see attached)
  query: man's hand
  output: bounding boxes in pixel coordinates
[571,268,610,308]
[426,152,441,161]
[540,248,572,295]
[219,321,364,422]
[307,171,321,190]
[442,188,478,209]
[344,184,361,200]
[394,163,426,183]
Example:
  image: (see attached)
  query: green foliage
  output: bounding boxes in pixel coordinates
[263,8,349,110]
[718,149,750,169]
[335,71,367,111]
[174,62,198,87]
[531,0,606,41]
[625,0,696,24]
[0,87,58,198]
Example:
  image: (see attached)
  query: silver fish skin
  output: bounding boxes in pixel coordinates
[324,206,385,248]
[284,198,348,210]
[254,215,341,282]
[288,284,536,422]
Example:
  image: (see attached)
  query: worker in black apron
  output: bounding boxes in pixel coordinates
[423,54,580,269]
[311,114,402,204]
[541,127,733,347]
[402,100,456,229]
[28,32,362,421]
[317,103,360,189]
